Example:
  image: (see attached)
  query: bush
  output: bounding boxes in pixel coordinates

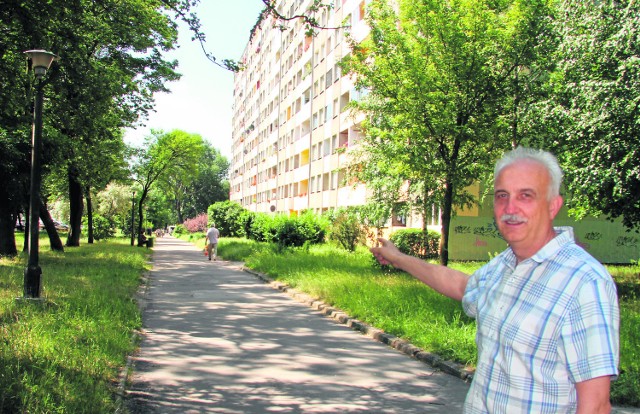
[247,213,276,243]
[172,224,187,236]
[297,209,328,244]
[207,201,248,237]
[328,209,365,252]
[183,213,208,233]
[246,211,327,249]
[85,214,114,240]
[390,228,440,260]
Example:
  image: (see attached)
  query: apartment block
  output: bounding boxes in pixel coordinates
[230,0,372,216]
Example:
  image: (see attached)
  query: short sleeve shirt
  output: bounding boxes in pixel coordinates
[461,227,619,413]
[206,227,220,244]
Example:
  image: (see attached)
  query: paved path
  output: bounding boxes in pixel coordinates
[124,236,470,413]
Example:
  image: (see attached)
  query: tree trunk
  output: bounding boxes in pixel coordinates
[439,180,454,267]
[85,187,94,244]
[40,200,64,252]
[0,207,18,257]
[137,188,148,247]
[175,198,183,224]
[66,166,84,247]
[23,212,28,252]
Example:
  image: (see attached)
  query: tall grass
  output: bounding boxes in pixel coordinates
[217,237,640,407]
[0,235,150,413]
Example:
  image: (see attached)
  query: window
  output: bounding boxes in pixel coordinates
[323,139,331,156]
[322,173,330,191]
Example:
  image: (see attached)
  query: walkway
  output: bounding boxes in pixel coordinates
[124,236,469,413]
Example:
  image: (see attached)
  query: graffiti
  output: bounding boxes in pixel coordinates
[473,223,502,239]
[474,237,487,247]
[455,225,471,234]
[616,236,638,248]
[583,232,602,241]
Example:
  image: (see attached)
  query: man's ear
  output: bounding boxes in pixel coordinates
[549,195,563,220]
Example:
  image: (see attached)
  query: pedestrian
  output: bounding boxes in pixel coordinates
[370,147,619,413]
[205,223,220,261]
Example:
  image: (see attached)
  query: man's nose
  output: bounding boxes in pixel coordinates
[504,198,519,214]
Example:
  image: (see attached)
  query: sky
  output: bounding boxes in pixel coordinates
[123,1,266,158]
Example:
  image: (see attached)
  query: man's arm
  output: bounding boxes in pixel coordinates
[575,376,612,414]
[370,238,469,301]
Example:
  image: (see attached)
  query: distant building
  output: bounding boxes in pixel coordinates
[231,1,402,217]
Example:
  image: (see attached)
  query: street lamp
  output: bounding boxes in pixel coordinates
[130,191,136,246]
[23,49,59,299]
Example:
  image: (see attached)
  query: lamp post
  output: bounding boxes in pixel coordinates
[23,50,59,299]
[130,191,136,246]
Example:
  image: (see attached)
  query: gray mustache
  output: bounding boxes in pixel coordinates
[500,214,528,223]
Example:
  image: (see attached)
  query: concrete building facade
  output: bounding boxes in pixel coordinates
[230,0,374,216]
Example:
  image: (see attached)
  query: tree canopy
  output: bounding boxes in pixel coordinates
[526,0,640,229]
[343,0,553,264]
[131,129,205,245]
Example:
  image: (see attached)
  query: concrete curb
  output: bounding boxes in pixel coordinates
[115,271,152,413]
[242,266,475,383]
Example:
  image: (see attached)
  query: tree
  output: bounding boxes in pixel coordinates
[131,129,204,245]
[180,143,230,220]
[343,0,553,264]
[95,182,137,232]
[527,0,640,230]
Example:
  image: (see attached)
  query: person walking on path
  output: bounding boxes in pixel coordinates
[205,223,220,261]
[371,147,620,414]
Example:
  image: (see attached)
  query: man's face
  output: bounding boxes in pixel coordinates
[493,160,563,260]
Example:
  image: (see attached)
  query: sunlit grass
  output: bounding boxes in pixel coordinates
[0,235,150,413]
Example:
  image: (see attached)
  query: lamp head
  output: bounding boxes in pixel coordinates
[24,50,59,78]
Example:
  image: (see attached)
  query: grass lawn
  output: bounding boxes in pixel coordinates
[209,236,640,407]
[0,234,150,413]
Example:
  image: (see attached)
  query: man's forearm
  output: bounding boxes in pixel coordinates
[395,254,469,301]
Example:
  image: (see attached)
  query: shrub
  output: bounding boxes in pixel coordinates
[247,213,276,243]
[207,201,248,237]
[328,209,365,252]
[183,213,208,233]
[390,228,440,260]
[295,210,327,245]
[84,214,114,240]
[246,211,327,249]
[172,224,187,236]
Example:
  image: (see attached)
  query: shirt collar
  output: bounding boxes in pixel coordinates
[501,226,575,268]
[529,226,574,264]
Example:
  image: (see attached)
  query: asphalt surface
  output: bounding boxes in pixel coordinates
[123,236,470,413]
[123,236,640,414]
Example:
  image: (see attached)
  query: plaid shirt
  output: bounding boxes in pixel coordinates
[462,227,619,413]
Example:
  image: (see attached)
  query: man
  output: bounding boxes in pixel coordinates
[205,223,220,261]
[371,147,619,413]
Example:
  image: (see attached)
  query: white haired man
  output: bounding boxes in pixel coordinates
[205,223,220,261]
[371,147,619,413]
